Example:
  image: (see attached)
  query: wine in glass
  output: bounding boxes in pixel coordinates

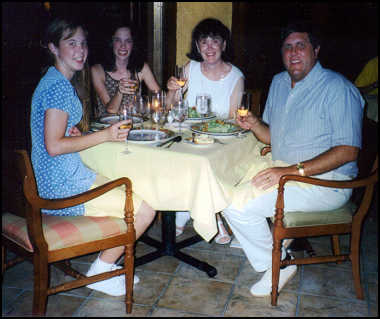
[237,92,251,118]
[130,70,140,95]
[175,65,186,100]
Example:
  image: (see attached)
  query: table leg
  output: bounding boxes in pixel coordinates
[135,211,217,277]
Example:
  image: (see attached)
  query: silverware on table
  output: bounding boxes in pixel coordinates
[214,138,226,145]
[156,135,181,147]
[165,136,182,148]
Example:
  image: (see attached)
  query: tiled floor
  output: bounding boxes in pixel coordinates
[2,204,378,317]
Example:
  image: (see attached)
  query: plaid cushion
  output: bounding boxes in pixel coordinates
[2,212,128,252]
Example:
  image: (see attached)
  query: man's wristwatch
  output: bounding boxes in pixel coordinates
[296,162,305,176]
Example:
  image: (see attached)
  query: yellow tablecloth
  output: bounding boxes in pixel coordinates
[80,127,305,241]
[80,129,259,241]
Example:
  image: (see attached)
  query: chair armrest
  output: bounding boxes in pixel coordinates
[26,177,132,211]
[278,172,377,190]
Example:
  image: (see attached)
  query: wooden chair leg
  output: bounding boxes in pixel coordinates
[125,243,134,314]
[331,235,342,264]
[33,257,49,315]
[350,233,364,299]
[271,238,282,306]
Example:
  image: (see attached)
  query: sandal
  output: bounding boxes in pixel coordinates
[214,217,231,245]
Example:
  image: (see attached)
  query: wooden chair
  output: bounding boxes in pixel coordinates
[2,150,136,315]
[260,146,378,306]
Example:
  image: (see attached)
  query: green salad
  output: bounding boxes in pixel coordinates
[188,107,200,118]
[202,119,238,133]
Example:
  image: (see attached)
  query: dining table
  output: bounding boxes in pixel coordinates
[80,117,266,277]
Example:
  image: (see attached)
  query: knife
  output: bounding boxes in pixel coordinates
[156,135,181,147]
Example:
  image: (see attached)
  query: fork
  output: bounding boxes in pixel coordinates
[214,138,226,145]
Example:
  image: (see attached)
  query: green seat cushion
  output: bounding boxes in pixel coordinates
[270,201,356,228]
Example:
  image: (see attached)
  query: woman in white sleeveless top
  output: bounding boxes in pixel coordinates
[167,18,245,244]
[167,18,244,119]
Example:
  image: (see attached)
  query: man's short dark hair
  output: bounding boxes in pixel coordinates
[280,22,321,50]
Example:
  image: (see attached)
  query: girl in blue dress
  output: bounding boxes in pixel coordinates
[31,16,156,296]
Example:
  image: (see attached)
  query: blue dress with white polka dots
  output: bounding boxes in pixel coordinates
[30,66,96,216]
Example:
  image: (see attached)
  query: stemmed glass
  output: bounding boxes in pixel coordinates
[151,91,165,128]
[237,92,251,118]
[236,92,251,138]
[172,99,188,135]
[119,103,133,154]
[175,65,186,101]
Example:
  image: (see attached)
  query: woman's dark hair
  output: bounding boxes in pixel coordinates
[186,18,234,62]
[280,22,321,50]
[41,16,88,66]
[102,24,144,74]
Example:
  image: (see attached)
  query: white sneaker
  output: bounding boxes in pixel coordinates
[86,259,139,296]
[250,264,297,297]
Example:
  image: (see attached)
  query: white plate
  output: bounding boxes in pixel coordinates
[127,128,175,144]
[186,113,216,121]
[98,115,143,125]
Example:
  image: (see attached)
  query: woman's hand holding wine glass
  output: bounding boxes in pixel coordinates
[175,65,187,100]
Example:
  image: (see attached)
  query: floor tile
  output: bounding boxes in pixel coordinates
[300,264,365,300]
[5,290,87,317]
[225,285,297,317]
[151,307,208,317]
[298,294,369,317]
[178,248,244,282]
[76,298,152,317]
[157,276,232,315]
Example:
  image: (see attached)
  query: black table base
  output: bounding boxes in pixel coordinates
[135,211,217,278]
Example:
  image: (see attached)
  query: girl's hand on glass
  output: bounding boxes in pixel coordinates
[68,126,82,136]
[107,120,131,142]
[119,78,137,95]
[167,76,181,91]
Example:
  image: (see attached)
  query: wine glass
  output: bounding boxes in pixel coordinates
[237,92,251,119]
[130,71,140,96]
[119,104,133,154]
[172,99,188,135]
[236,92,251,139]
[175,65,186,100]
[151,91,165,128]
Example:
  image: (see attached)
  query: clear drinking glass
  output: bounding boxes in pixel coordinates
[119,104,133,154]
[175,65,186,100]
[196,94,210,124]
[172,99,188,135]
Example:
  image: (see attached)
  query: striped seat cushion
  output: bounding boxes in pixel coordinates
[2,212,128,252]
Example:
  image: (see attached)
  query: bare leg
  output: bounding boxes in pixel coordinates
[99,201,156,263]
